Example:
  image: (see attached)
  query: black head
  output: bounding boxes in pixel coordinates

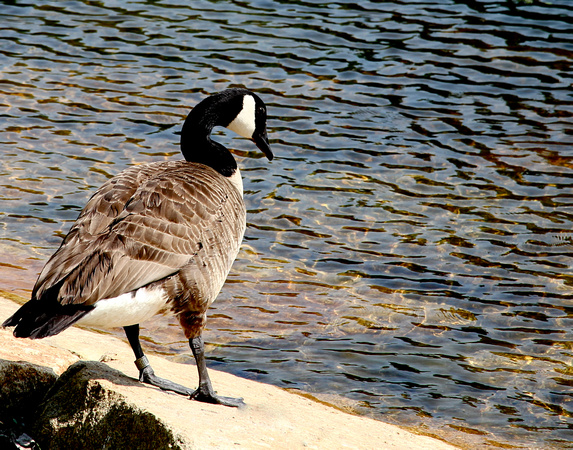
[181,88,273,162]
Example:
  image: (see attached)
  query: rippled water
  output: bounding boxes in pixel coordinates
[1,0,573,447]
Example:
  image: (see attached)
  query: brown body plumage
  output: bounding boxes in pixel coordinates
[35,161,245,338]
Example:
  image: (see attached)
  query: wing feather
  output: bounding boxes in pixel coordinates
[33,160,245,306]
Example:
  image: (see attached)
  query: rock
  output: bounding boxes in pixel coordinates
[0,360,57,425]
[0,329,78,375]
[0,360,54,450]
[0,428,39,450]
[33,361,188,449]
[0,359,187,449]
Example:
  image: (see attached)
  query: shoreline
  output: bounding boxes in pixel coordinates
[0,293,461,449]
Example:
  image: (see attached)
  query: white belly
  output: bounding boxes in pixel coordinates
[75,287,168,328]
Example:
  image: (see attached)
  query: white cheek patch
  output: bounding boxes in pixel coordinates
[227,95,256,139]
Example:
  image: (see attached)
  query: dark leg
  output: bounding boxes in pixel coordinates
[124,324,192,396]
[189,335,244,407]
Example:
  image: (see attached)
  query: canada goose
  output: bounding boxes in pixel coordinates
[2,88,273,407]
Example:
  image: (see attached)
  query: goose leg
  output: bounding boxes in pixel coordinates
[189,335,245,407]
[124,324,192,396]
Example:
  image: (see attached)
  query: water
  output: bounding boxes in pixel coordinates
[1,0,572,447]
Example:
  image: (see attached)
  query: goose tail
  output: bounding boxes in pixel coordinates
[2,298,94,339]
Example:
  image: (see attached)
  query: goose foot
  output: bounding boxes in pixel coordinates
[188,335,245,407]
[190,385,245,408]
[125,324,193,396]
[139,362,194,396]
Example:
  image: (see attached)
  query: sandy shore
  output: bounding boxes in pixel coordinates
[0,294,459,449]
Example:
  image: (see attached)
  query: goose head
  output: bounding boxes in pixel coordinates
[222,89,273,161]
[180,89,273,177]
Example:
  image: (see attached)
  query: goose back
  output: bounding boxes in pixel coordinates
[33,160,246,311]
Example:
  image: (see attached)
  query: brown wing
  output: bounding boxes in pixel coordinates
[32,160,246,306]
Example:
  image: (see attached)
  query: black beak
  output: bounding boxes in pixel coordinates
[253,131,273,161]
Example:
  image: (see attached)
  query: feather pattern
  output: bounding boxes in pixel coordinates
[33,160,245,321]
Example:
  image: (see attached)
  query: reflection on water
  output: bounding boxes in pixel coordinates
[1,0,572,447]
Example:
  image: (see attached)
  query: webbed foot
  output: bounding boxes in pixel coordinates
[139,362,193,396]
[190,385,245,408]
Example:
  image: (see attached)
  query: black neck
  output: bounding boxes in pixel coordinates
[179,99,238,177]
